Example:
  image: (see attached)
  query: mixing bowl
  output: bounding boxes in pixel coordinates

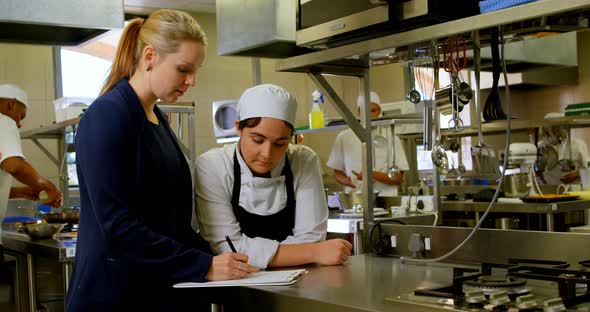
[18,223,65,240]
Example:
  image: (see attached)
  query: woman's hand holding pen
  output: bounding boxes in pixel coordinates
[311,239,353,265]
[206,253,259,281]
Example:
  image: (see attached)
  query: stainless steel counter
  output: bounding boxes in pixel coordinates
[2,231,75,312]
[221,254,466,312]
[440,199,590,231]
[3,231,76,263]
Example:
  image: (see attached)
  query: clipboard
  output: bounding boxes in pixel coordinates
[173,269,307,288]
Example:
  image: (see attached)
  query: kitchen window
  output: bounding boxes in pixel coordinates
[57,25,125,187]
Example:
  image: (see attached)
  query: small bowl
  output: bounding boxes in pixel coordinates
[18,223,65,240]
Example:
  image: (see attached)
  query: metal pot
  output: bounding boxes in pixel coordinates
[334,191,379,211]
[18,222,65,240]
[502,173,529,198]
[43,209,80,223]
[43,212,66,223]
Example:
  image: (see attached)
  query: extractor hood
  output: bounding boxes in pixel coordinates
[477,31,580,88]
[0,0,124,46]
[216,0,313,58]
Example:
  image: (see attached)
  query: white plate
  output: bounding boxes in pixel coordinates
[341,208,388,217]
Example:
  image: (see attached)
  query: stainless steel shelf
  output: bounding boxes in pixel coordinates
[296,116,423,135]
[157,102,195,114]
[276,0,590,74]
[441,199,590,214]
[19,117,80,139]
[400,115,590,138]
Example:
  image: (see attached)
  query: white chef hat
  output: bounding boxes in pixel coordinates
[0,84,28,108]
[237,84,297,125]
[357,91,381,108]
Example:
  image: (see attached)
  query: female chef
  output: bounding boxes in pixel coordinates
[196,84,352,269]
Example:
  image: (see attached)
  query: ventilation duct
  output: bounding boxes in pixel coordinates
[0,0,124,46]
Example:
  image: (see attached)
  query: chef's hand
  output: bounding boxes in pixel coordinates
[334,169,356,188]
[342,176,356,188]
[10,186,39,200]
[560,171,580,184]
[311,239,353,265]
[354,171,383,182]
[35,179,63,208]
[206,252,259,281]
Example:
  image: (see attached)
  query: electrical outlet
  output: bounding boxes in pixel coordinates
[410,195,434,212]
[390,234,398,248]
[424,236,431,251]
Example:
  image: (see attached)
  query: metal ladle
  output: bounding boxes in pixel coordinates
[387,125,401,179]
[407,61,421,104]
[457,141,466,174]
[432,134,449,175]
[373,126,387,148]
[447,157,457,177]
[559,128,576,172]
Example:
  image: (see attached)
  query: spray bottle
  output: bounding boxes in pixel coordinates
[309,90,325,129]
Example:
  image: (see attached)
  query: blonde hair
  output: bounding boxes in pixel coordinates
[101,9,207,95]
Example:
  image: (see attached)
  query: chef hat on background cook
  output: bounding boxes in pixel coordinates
[0,84,28,108]
[357,91,381,108]
[237,84,298,125]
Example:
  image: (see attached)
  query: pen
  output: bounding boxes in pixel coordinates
[225,235,237,253]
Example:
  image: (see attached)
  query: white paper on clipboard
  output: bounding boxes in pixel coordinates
[173,269,307,288]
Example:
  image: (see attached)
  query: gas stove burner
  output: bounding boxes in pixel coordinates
[580,260,590,269]
[463,276,531,295]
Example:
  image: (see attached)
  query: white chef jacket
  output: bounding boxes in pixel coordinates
[539,138,589,185]
[195,143,328,269]
[0,114,25,244]
[326,127,409,196]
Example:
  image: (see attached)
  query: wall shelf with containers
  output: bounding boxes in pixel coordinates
[273,0,590,232]
[276,1,590,74]
[295,115,423,135]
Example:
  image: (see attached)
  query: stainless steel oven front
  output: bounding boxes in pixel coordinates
[296,0,480,49]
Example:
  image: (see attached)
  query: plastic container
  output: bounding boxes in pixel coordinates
[309,90,325,129]
[479,0,537,14]
[53,97,93,122]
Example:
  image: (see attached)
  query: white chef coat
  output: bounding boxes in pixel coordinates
[195,143,328,269]
[0,114,25,244]
[539,138,589,185]
[327,127,409,196]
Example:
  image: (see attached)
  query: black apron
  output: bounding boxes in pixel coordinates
[231,150,295,241]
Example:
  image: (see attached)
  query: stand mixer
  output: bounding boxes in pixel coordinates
[507,143,543,197]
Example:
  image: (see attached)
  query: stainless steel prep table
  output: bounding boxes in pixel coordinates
[440,199,590,231]
[187,254,468,312]
[2,231,75,312]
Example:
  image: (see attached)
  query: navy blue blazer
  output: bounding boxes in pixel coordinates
[66,79,213,311]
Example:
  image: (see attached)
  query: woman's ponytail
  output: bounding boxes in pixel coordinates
[100,18,143,96]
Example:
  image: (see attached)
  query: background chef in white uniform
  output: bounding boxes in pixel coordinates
[195,84,352,269]
[538,124,589,185]
[0,84,62,263]
[327,91,409,196]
